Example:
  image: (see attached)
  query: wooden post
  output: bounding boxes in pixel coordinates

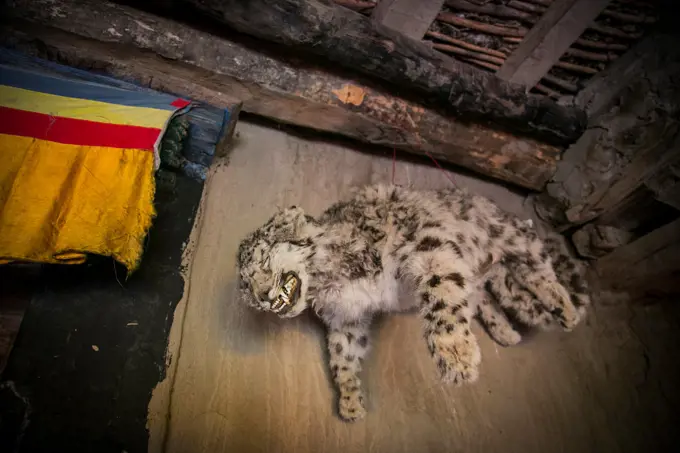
[497,0,611,89]
[371,0,445,40]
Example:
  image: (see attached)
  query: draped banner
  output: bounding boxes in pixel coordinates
[0,65,191,271]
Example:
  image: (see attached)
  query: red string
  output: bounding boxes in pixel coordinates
[424,150,456,187]
[391,146,455,187]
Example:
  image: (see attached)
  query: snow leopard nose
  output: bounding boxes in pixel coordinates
[258,289,271,302]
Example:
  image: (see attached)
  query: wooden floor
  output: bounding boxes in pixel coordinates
[149,122,680,453]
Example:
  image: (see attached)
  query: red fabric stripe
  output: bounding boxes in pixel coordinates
[171,98,191,108]
[0,106,161,150]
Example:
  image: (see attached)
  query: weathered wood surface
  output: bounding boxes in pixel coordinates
[445,0,537,24]
[569,130,680,226]
[596,217,680,293]
[1,7,563,190]
[497,0,611,89]
[646,163,680,211]
[575,34,671,119]
[148,0,586,145]
[535,33,680,227]
[371,0,445,40]
[594,186,672,234]
[571,224,633,259]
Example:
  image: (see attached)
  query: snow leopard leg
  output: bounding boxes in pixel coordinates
[404,250,482,385]
[327,321,371,422]
[473,265,522,346]
[483,263,553,330]
[504,251,581,331]
[475,290,522,346]
[543,233,591,317]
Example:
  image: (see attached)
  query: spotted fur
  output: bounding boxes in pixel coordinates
[480,232,591,338]
[237,185,587,421]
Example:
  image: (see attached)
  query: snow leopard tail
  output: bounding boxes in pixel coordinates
[543,233,591,316]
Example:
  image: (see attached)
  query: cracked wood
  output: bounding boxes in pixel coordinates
[156,0,586,145]
[1,12,561,190]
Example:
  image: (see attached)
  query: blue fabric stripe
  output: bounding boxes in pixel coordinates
[0,64,181,111]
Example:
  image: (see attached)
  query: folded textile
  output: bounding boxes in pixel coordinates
[0,65,191,271]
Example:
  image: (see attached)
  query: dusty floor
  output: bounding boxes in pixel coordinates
[150,122,680,453]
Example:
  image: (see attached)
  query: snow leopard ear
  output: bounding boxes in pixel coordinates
[268,206,307,238]
[236,232,255,268]
[287,206,307,234]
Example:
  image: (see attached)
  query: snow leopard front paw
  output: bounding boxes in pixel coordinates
[488,324,522,347]
[546,283,581,331]
[430,333,481,385]
[338,391,366,422]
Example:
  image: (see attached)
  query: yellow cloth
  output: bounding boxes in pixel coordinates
[0,65,191,271]
[0,134,155,271]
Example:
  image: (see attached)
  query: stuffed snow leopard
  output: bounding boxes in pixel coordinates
[482,232,590,334]
[237,185,589,421]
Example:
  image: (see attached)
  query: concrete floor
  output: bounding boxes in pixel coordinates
[149,122,680,453]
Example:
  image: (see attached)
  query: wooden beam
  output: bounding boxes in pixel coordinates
[650,181,680,211]
[371,0,445,40]
[101,0,585,145]
[645,162,680,211]
[596,217,680,292]
[576,34,673,118]
[595,186,669,233]
[444,0,536,24]
[566,129,680,225]
[437,13,527,37]
[534,33,680,229]
[497,0,611,89]
[335,0,376,13]
[0,19,563,190]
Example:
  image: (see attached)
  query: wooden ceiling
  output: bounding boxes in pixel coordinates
[335,0,659,100]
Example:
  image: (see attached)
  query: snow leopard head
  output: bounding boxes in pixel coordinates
[237,206,316,318]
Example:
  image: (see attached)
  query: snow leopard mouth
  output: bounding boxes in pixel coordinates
[270,272,300,314]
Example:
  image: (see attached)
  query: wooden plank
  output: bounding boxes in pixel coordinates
[445,0,536,24]
[653,182,680,211]
[645,161,680,211]
[566,130,680,225]
[497,0,611,88]
[336,0,376,13]
[535,32,680,228]
[0,17,563,190]
[371,0,445,40]
[576,34,673,119]
[596,217,680,290]
[91,0,586,145]
[595,186,674,234]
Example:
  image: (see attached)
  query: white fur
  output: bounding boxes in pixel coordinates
[237,184,590,421]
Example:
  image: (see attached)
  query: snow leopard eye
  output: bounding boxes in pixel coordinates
[263,255,271,269]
